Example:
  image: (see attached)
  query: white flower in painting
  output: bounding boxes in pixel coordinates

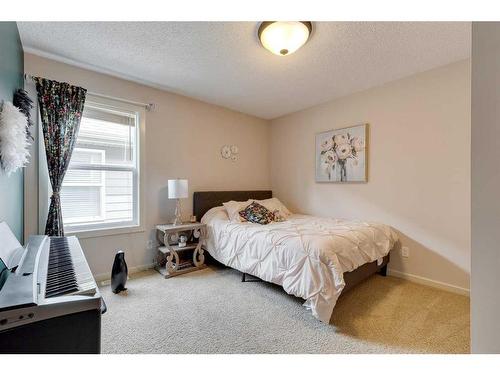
[333,133,348,145]
[320,138,334,152]
[323,150,337,164]
[351,137,365,152]
[336,143,351,160]
[320,159,331,174]
[320,151,336,176]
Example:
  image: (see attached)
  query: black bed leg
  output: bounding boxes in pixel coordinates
[241,272,262,282]
[379,264,388,277]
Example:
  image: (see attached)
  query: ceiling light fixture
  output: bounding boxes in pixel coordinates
[258,21,312,56]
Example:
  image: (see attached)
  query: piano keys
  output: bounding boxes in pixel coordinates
[0,226,104,354]
[45,237,97,298]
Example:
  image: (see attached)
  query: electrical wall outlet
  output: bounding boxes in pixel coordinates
[401,246,410,258]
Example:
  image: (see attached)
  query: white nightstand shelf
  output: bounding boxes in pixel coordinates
[154,223,207,278]
[158,244,199,253]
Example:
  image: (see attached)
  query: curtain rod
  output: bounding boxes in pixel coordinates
[24,74,155,111]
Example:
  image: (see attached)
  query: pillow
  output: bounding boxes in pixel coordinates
[223,199,252,222]
[255,197,292,218]
[201,206,229,224]
[239,202,275,225]
[272,210,287,222]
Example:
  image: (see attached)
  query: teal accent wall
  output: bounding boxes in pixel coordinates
[0,22,24,242]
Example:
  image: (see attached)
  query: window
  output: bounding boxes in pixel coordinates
[59,96,144,234]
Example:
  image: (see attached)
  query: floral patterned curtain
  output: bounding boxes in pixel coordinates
[34,77,87,236]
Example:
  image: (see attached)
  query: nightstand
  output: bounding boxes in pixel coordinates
[154,222,207,278]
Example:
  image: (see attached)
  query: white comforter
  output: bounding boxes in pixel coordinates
[201,208,398,323]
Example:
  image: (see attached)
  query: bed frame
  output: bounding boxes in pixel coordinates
[193,190,389,294]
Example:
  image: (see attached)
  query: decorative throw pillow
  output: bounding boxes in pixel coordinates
[255,198,292,218]
[239,202,274,225]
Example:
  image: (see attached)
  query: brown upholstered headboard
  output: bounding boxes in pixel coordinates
[193,190,272,221]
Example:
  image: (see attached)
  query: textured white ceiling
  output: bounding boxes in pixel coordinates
[18,22,471,119]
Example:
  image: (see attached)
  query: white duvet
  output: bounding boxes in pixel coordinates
[201,207,398,323]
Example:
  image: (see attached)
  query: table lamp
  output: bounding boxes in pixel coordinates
[168,179,188,226]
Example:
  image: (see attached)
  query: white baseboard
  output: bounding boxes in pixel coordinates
[93,263,470,297]
[94,263,155,284]
[388,268,470,296]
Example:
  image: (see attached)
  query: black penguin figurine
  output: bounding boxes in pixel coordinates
[111,250,128,294]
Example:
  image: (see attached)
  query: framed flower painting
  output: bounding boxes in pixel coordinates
[315,124,368,182]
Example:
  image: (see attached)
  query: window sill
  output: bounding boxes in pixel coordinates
[65,224,145,239]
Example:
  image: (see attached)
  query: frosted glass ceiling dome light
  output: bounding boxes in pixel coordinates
[258,21,312,56]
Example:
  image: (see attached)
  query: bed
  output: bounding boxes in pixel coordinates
[194,190,398,323]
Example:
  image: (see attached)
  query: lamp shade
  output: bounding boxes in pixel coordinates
[258,21,312,56]
[168,179,188,199]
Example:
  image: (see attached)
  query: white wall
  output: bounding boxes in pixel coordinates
[24,53,271,279]
[471,22,500,353]
[270,60,471,293]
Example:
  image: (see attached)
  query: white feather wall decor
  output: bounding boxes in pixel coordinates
[0,101,30,175]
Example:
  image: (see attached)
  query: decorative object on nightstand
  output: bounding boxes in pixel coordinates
[111,250,128,294]
[155,222,206,278]
[178,234,187,248]
[168,179,188,226]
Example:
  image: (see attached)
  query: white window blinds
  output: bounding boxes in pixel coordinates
[60,97,140,233]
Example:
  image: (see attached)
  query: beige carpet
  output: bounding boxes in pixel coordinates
[100,265,470,354]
